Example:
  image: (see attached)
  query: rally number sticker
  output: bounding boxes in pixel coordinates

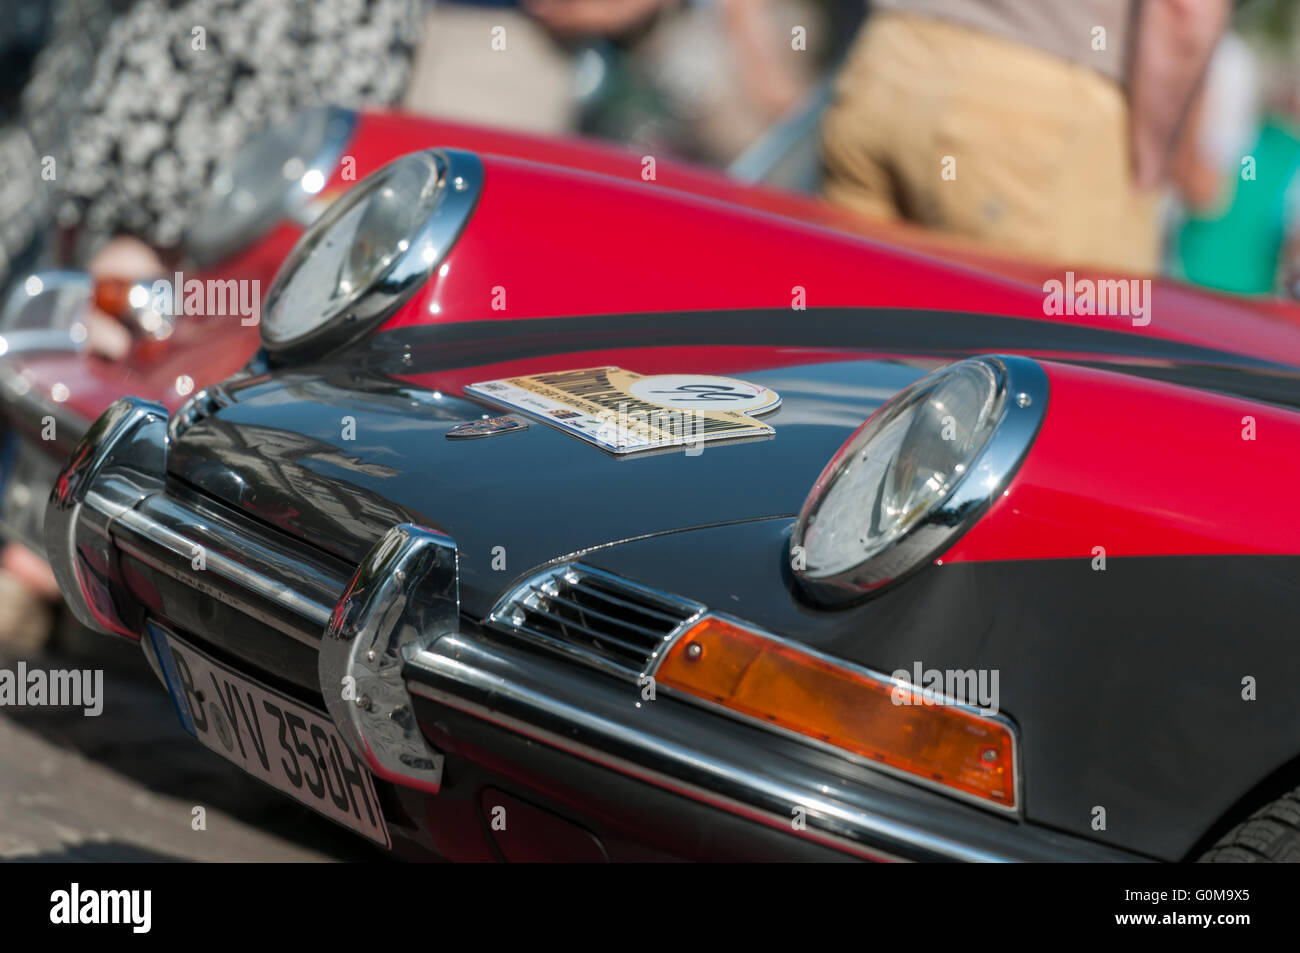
[465,367,780,455]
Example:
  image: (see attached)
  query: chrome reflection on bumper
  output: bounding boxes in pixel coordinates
[45,397,447,793]
[45,397,168,638]
[321,524,454,794]
[45,396,352,642]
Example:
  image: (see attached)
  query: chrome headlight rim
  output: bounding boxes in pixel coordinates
[186,105,356,268]
[259,148,482,360]
[792,355,1049,605]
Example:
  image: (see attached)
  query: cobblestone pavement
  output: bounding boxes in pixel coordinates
[0,618,383,862]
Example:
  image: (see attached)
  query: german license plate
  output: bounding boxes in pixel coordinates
[146,622,390,847]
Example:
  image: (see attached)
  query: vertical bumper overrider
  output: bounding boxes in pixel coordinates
[45,396,448,792]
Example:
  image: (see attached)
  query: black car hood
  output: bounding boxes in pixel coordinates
[170,361,934,614]
[168,309,1300,614]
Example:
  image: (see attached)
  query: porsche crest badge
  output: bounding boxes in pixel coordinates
[446,414,530,439]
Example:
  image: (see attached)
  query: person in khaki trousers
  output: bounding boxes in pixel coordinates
[820,0,1230,274]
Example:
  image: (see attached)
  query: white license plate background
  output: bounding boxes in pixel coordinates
[147,623,390,847]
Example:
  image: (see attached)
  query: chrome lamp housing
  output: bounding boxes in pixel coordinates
[258,148,482,360]
[187,105,356,267]
[791,355,1048,605]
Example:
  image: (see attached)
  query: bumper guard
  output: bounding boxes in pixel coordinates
[45,396,446,792]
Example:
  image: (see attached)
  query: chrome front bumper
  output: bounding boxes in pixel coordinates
[46,397,1143,862]
[45,396,447,793]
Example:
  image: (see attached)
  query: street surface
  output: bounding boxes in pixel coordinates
[0,620,379,862]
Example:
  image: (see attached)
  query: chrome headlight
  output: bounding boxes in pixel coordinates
[259,149,482,357]
[187,106,355,267]
[792,355,1048,604]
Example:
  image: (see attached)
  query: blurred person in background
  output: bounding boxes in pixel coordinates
[820,0,1230,274]
[0,0,419,648]
[1165,32,1293,295]
[406,0,839,163]
[1276,98,1300,296]
[562,0,834,163]
[404,0,593,136]
[0,0,128,299]
[1167,9,1300,299]
[4,0,844,299]
[1,0,418,301]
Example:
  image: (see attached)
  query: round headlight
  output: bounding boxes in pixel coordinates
[259,149,482,357]
[792,355,1047,604]
[187,106,355,267]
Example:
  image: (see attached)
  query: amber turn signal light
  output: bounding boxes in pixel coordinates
[655,616,1016,809]
[93,277,138,320]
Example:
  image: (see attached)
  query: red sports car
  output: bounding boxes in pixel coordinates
[18,111,1300,862]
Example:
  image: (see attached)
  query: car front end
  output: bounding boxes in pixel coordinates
[40,143,1300,863]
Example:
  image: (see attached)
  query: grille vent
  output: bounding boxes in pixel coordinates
[487,564,703,676]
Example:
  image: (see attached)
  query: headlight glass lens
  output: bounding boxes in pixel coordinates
[801,360,1005,579]
[261,151,445,348]
[187,107,348,265]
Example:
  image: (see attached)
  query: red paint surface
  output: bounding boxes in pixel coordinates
[381,152,1300,372]
[942,361,1300,561]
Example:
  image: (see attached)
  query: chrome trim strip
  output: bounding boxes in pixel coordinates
[111,490,347,641]
[320,524,454,793]
[45,398,169,637]
[406,633,1139,863]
